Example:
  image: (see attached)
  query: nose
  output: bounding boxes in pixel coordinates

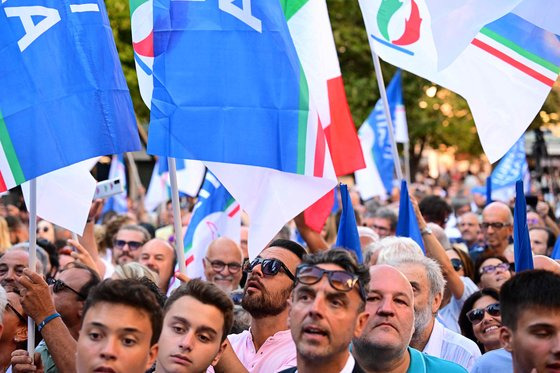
[376,297,396,316]
[179,330,196,351]
[308,294,326,319]
[99,337,119,361]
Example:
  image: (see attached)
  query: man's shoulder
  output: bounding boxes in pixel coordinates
[442,325,482,355]
[409,348,467,373]
[470,348,512,373]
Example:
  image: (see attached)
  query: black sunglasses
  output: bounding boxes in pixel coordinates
[466,303,501,325]
[244,257,296,281]
[6,302,27,324]
[48,278,86,299]
[450,258,463,271]
[295,265,366,301]
[112,239,143,251]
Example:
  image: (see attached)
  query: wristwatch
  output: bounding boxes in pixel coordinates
[420,226,432,236]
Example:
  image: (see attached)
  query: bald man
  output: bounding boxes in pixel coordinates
[139,239,176,293]
[481,202,513,256]
[203,237,243,293]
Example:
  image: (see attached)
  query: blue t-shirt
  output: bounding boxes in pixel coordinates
[470,348,512,373]
[408,347,467,373]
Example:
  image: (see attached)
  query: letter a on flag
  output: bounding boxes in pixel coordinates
[144,0,337,258]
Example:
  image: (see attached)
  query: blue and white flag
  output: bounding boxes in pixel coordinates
[335,184,363,263]
[144,157,206,212]
[0,0,140,191]
[355,70,406,200]
[102,154,128,214]
[473,135,530,202]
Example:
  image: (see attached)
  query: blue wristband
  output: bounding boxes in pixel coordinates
[38,313,61,332]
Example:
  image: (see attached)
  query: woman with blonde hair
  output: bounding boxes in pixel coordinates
[0,216,11,253]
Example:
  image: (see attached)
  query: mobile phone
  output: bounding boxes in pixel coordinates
[93,177,125,199]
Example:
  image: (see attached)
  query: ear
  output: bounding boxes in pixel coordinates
[211,340,228,367]
[500,326,514,352]
[14,324,28,343]
[145,343,159,370]
[431,292,443,314]
[77,300,85,319]
[353,311,370,338]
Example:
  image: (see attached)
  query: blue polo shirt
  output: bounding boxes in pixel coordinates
[408,347,467,373]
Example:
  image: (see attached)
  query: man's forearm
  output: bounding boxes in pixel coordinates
[40,318,77,373]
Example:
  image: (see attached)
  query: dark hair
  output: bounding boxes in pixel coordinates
[83,279,163,346]
[419,195,452,227]
[165,279,233,342]
[458,288,500,352]
[139,222,156,240]
[139,276,167,308]
[60,262,101,299]
[473,254,510,285]
[268,239,306,260]
[500,270,560,330]
[298,248,370,311]
[450,246,475,281]
[371,208,398,231]
[528,226,556,253]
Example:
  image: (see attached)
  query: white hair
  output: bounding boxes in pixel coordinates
[384,255,447,299]
[376,236,424,264]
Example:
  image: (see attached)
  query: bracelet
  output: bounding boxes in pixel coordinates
[38,313,61,332]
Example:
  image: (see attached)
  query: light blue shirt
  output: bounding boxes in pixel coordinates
[469,348,512,373]
[408,347,467,373]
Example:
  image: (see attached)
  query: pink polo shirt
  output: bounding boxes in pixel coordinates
[228,329,297,372]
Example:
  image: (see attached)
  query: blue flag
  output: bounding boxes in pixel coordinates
[514,180,534,272]
[396,180,425,253]
[551,236,560,260]
[486,176,492,206]
[335,184,362,263]
[0,0,140,191]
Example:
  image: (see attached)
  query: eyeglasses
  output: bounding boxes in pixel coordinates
[481,222,511,230]
[5,302,27,324]
[480,262,510,275]
[295,265,366,301]
[113,239,143,251]
[48,278,86,299]
[450,258,463,271]
[243,257,296,281]
[204,257,242,273]
[466,303,501,324]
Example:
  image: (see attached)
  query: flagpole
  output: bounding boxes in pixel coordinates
[125,152,142,201]
[370,51,404,181]
[167,157,187,275]
[27,179,37,358]
[404,142,411,184]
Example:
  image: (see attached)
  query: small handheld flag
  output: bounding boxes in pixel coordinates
[396,180,425,253]
[513,180,534,272]
[335,184,363,263]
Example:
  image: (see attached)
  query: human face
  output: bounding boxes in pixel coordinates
[140,240,175,292]
[1,292,27,346]
[289,263,368,363]
[37,220,56,243]
[76,302,157,373]
[396,263,440,339]
[353,266,414,360]
[157,296,226,373]
[458,213,479,245]
[445,250,465,277]
[52,267,90,325]
[370,218,392,238]
[501,307,560,373]
[471,296,502,352]
[0,251,29,294]
[112,230,146,265]
[242,246,300,319]
[530,229,550,256]
[203,238,243,294]
[527,212,544,229]
[482,204,513,251]
[478,258,511,290]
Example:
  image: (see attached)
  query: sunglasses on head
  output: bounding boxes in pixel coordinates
[466,303,501,324]
[112,239,143,251]
[450,258,463,271]
[480,262,510,275]
[295,265,366,301]
[48,278,86,299]
[243,257,296,281]
[5,302,27,324]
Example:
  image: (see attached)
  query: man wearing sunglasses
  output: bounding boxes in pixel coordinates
[281,249,369,373]
[203,237,244,294]
[111,224,151,266]
[11,263,100,373]
[214,239,306,373]
[481,202,513,257]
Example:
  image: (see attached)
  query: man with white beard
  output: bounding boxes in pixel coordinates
[203,237,244,294]
[384,255,481,371]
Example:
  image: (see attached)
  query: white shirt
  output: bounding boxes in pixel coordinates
[423,319,482,371]
[439,277,479,333]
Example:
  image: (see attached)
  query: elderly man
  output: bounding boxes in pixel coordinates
[385,256,480,371]
[214,239,306,373]
[203,237,244,294]
[353,265,466,373]
[281,249,369,373]
[0,247,46,294]
[139,238,176,293]
[481,202,513,256]
[11,263,100,373]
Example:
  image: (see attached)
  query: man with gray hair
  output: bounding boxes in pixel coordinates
[382,255,481,371]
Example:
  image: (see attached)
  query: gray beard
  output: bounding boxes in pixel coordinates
[411,304,433,345]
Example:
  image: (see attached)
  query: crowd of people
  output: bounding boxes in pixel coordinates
[0,171,559,373]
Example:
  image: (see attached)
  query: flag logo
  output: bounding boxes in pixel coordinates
[375,0,422,55]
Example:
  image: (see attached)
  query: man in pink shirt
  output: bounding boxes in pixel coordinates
[214,239,305,373]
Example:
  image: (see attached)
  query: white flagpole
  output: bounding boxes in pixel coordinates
[370,51,404,181]
[404,142,411,184]
[27,179,37,357]
[167,157,187,275]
